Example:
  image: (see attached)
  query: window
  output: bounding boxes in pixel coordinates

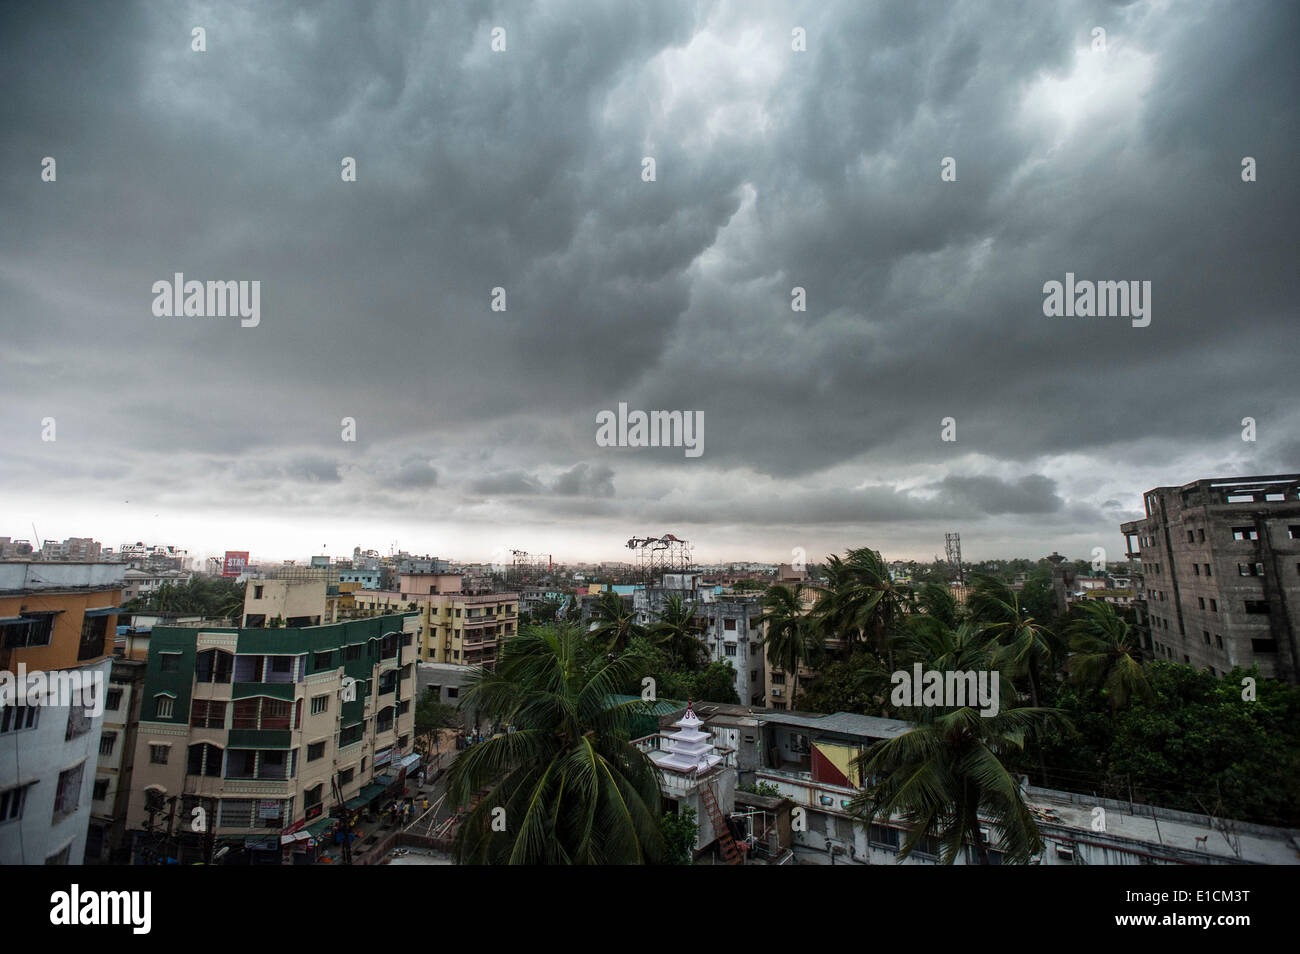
[0,784,31,823]
[311,694,329,715]
[1215,634,1223,649]
[1198,529,1205,542]
[105,688,122,711]
[149,744,170,765]
[1198,597,1205,609]
[1244,601,1271,614]
[304,784,323,809]
[78,613,109,661]
[866,824,900,849]
[313,650,334,670]
[1238,563,1264,577]
[1289,526,1300,540]
[1187,530,1195,543]
[339,767,355,786]
[195,649,233,684]
[1251,638,1278,653]
[53,763,85,819]
[190,699,227,729]
[99,732,117,756]
[155,696,175,719]
[345,644,362,661]
[1204,564,1212,577]
[1203,631,1211,645]
[45,845,71,866]
[446,686,458,699]
[772,671,786,685]
[307,741,326,762]
[724,643,737,656]
[254,585,264,599]
[160,653,181,673]
[0,705,39,734]
[4,613,55,648]
[187,743,222,777]
[219,799,253,828]
[1210,599,1217,612]
[724,618,737,631]
[1193,564,1200,576]
[339,723,363,747]
[1232,527,1259,541]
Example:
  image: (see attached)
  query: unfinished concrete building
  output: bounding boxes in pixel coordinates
[1121,474,1300,684]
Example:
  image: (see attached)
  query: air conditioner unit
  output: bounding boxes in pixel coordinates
[771,688,782,697]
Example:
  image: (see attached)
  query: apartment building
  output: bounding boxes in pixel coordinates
[352,574,517,668]
[702,598,766,706]
[124,612,418,864]
[0,561,123,864]
[86,657,147,863]
[1120,474,1300,683]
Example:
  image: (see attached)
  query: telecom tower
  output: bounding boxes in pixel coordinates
[944,532,964,585]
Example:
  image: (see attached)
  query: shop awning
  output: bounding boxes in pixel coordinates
[244,837,279,850]
[280,831,312,845]
[398,753,421,772]
[345,783,386,809]
[0,617,27,626]
[305,817,336,837]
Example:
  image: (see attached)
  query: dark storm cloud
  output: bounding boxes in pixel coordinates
[1,0,1295,559]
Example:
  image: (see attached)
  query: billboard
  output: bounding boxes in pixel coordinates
[222,551,250,577]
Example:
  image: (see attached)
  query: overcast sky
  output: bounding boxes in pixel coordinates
[1,0,1296,567]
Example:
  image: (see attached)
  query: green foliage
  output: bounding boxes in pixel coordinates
[1041,663,1300,826]
[414,688,460,733]
[660,807,698,865]
[795,653,890,716]
[446,625,667,864]
[738,781,781,798]
[121,576,245,619]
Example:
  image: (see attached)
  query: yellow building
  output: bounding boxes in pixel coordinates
[352,575,517,668]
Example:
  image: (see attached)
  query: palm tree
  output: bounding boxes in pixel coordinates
[968,577,1059,709]
[446,625,667,864]
[811,548,912,663]
[649,594,707,670]
[587,590,645,655]
[1067,600,1153,714]
[915,581,962,629]
[849,700,1068,864]
[892,617,1002,676]
[760,583,820,705]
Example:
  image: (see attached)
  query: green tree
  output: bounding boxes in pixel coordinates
[587,590,645,655]
[650,594,707,670]
[850,701,1068,865]
[760,583,819,704]
[1067,600,1152,714]
[446,625,666,864]
[660,807,698,865]
[812,548,912,661]
[796,653,892,716]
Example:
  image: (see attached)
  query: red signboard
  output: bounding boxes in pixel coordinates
[222,551,249,577]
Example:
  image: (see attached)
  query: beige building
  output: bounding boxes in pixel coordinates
[353,574,517,667]
[242,577,342,628]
